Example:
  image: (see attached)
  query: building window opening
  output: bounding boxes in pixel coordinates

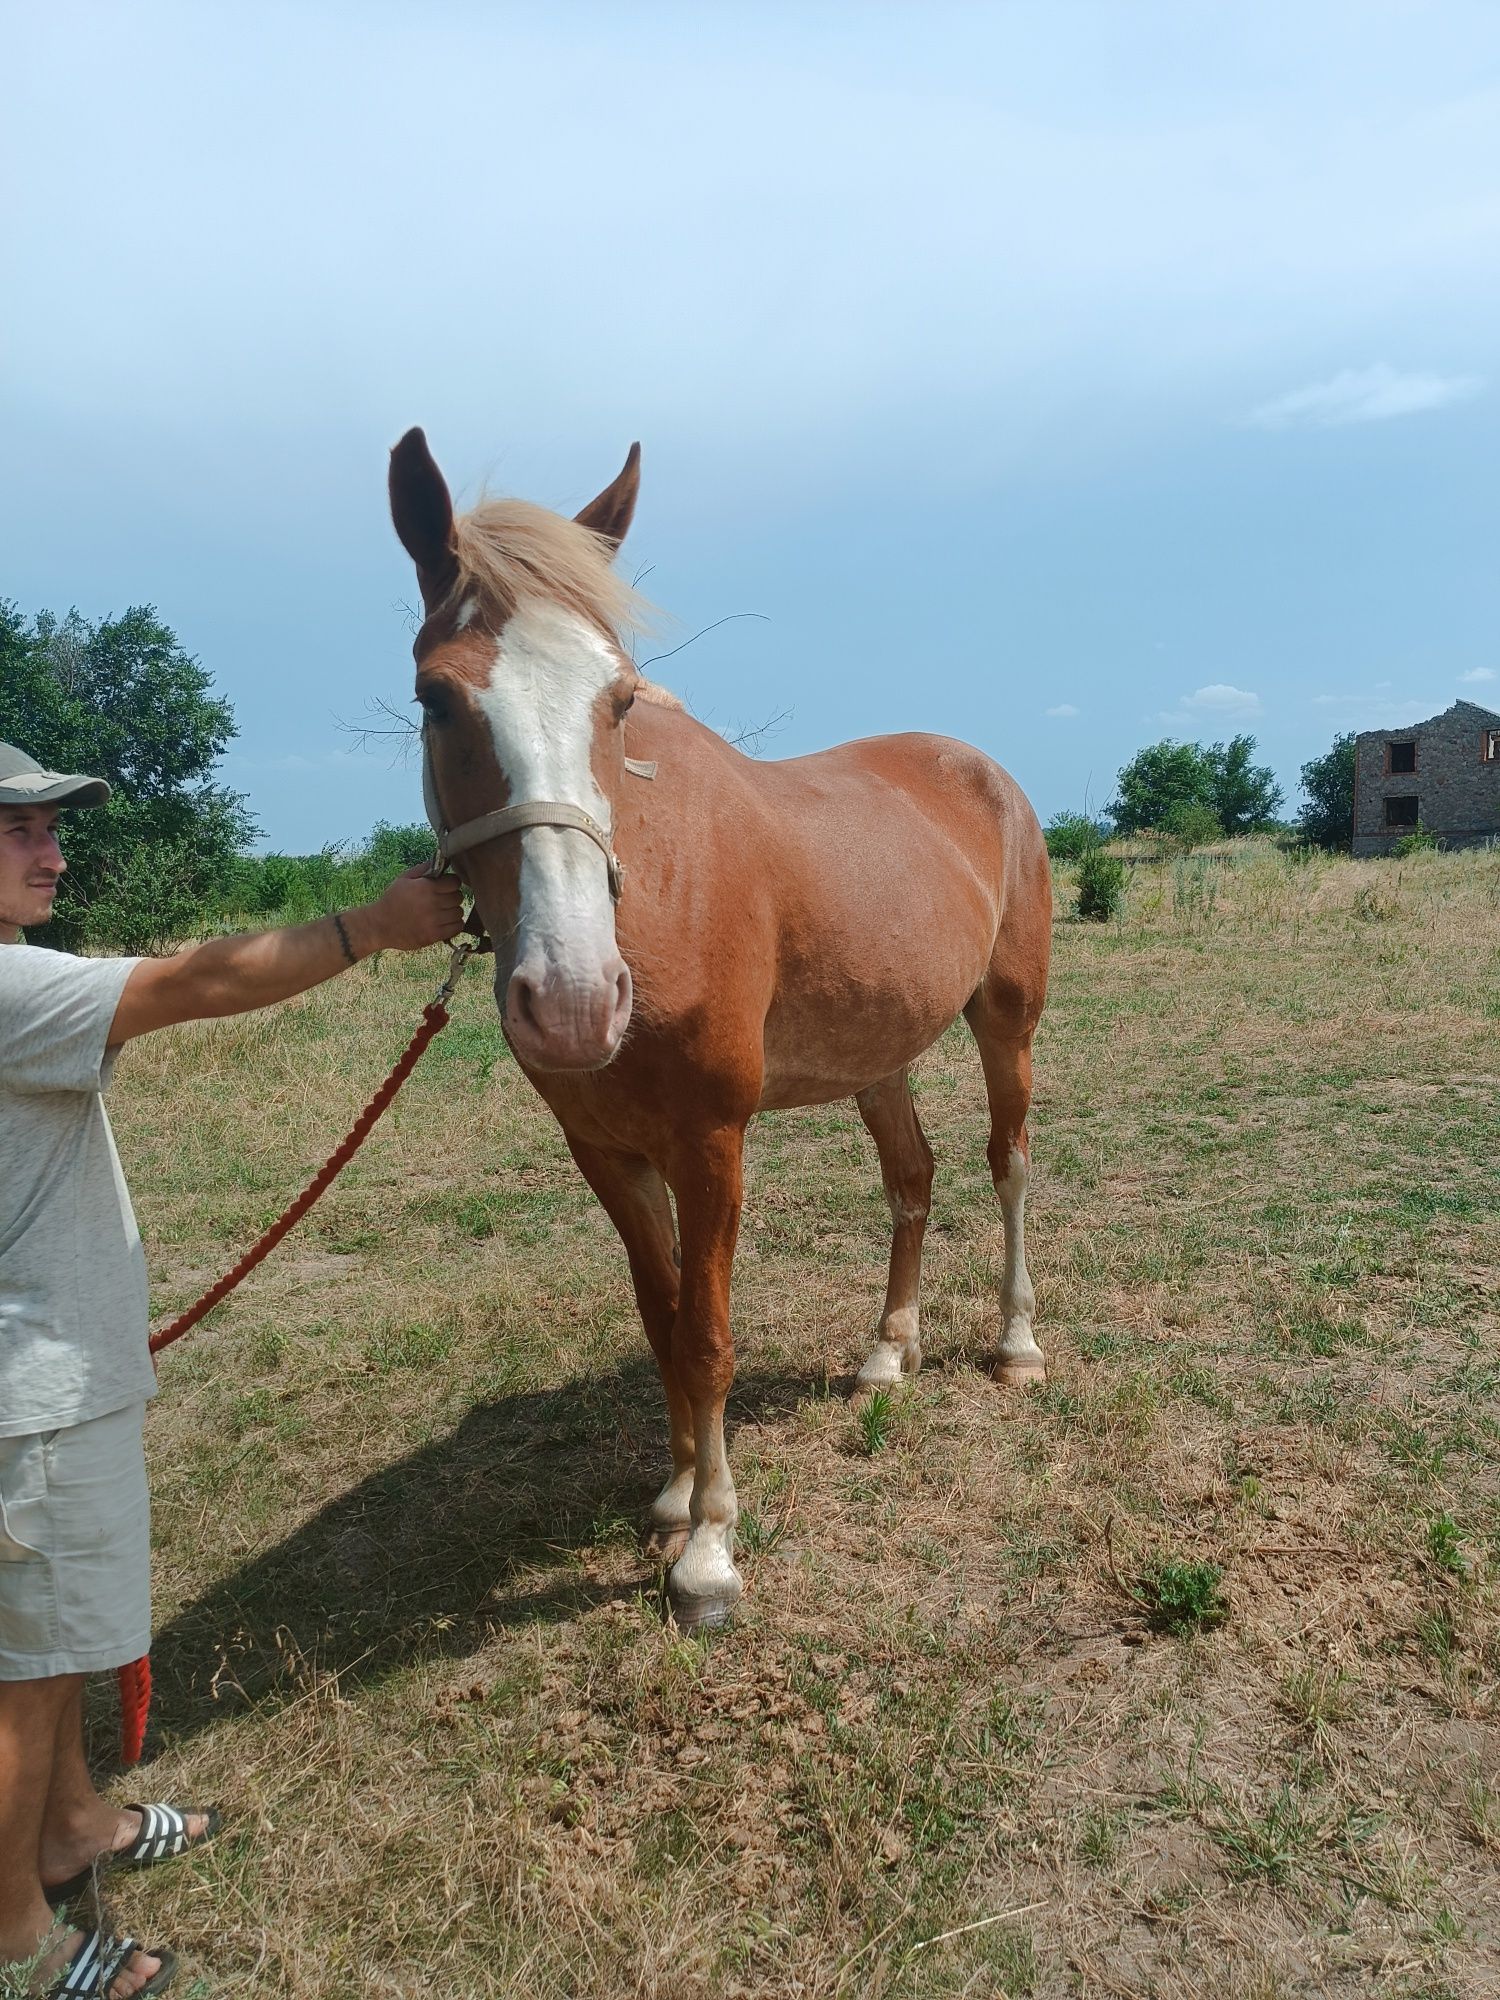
[1388,741,1417,773]
[1384,795,1420,829]
[1485,730,1500,763]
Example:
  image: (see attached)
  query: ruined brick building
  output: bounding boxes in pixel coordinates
[1351,699,1500,857]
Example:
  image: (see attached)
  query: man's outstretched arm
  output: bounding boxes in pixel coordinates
[108,866,466,1045]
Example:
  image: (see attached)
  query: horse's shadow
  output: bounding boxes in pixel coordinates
[136,1356,819,1754]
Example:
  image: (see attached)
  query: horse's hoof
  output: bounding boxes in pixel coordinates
[992,1359,1047,1389]
[668,1586,739,1633]
[854,1341,918,1392]
[667,1541,743,1632]
[644,1525,690,1562]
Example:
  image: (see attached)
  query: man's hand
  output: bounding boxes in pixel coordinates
[110,867,470,1045]
[355,865,466,954]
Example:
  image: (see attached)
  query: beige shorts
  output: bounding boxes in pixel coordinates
[0,1402,150,1679]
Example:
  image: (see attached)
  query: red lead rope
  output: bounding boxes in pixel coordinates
[116,947,475,1763]
[147,997,452,1357]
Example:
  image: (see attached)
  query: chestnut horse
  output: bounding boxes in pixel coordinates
[391,430,1051,1628]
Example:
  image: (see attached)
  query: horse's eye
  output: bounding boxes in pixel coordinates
[416,687,449,724]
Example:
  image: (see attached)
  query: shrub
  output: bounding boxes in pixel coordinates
[1394,825,1438,858]
[1076,849,1125,921]
[365,820,437,874]
[1161,800,1224,853]
[1044,811,1107,862]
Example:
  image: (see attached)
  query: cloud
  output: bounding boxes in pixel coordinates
[1247,364,1484,431]
[1045,703,1080,718]
[1459,667,1496,684]
[1157,683,1262,725]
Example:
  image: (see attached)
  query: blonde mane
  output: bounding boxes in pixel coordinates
[449,499,653,649]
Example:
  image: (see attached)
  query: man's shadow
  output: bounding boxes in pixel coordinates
[135,1356,818,1753]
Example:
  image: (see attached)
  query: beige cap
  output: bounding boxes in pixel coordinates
[0,741,111,809]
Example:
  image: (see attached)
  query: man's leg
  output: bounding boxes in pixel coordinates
[1,1676,168,2000]
[39,1684,212,1889]
[0,1673,79,1967]
[39,1683,133,1887]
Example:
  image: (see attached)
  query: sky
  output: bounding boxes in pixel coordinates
[5,0,1500,850]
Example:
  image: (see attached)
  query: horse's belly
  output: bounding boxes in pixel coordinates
[756,969,977,1111]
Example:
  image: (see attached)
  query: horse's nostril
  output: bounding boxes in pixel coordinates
[508,971,542,1035]
[608,963,633,1039]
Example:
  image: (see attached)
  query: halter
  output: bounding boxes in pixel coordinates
[421,728,654,903]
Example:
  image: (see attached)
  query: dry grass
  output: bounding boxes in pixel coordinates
[95,840,1499,1998]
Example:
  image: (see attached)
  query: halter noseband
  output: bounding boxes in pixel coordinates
[422,728,638,902]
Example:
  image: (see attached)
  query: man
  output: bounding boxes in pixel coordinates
[0,742,463,1999]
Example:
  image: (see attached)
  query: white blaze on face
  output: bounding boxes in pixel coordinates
[474,601,621,983]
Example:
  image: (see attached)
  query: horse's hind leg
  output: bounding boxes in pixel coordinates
[853,1069,935,1388]
[964,995,1046,1386]
[564,1137,694,1555]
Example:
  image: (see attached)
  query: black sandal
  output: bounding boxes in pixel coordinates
[46,1805,221,1908]
[46,1925,177,1999]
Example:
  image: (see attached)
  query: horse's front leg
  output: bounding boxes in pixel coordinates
[665,1125,746,1629]
[564,1138,694,1555]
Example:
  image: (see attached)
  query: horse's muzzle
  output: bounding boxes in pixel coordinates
[501,958,633,1071]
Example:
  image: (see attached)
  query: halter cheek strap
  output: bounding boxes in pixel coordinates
[422,729,649,902]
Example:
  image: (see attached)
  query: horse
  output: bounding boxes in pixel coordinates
[390,429,1052,1629]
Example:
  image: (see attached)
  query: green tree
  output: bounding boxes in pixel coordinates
[1298,733,1356,850]
[0,601,254,951]
[1112,733,1283,836]
[1109,740,1213,833]
[1203,733,1284,834]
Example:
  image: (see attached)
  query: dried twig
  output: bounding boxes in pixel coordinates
[911,1899,1048,1954]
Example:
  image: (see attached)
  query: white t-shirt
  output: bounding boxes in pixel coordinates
[0,941,155,1437]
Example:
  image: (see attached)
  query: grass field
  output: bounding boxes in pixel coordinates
[93,840,1499,1999]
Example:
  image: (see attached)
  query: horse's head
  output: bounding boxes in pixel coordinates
[390,428,646,1073]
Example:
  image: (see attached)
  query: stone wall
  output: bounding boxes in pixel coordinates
[1351,700,1500,856]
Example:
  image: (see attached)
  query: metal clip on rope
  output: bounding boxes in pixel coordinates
[434,936,477,1008]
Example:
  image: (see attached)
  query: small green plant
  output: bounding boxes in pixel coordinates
[365,1321,454,1371]
[1204,1780,1317,1885]
[1077,1804,1128,1865]
[1278,1659,1352,1735]
[858,1387,895,1455]
[1135,1557,1229,1634]
[1415,1606,1459,1668]
[1427,1513,1469,1576]
[1076,848,1126,921]
[737,1506,789,1556]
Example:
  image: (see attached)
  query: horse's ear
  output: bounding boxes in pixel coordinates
[574,442,640,552]
[389,427,459,605]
